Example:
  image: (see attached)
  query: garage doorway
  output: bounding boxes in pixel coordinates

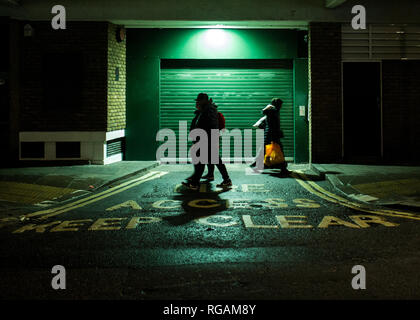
[343,62,382,162]
[159,59,294,161]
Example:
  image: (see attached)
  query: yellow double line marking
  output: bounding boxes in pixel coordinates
[292,171,420,221]
[25,171,169,220]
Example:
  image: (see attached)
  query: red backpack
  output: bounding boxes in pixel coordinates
[218,112,225,130]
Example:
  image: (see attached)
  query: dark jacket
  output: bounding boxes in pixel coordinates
[190,101,219,133]
[262,105,283,145]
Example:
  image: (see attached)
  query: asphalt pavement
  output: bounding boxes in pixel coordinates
[0,163,420,300]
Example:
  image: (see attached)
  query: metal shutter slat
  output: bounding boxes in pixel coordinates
[159,60,294,160]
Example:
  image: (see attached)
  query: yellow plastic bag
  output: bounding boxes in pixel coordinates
[264,142,285,167]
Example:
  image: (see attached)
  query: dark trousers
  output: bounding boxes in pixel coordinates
[191,159,230,185]
[207,161,230,180]
[190,139,229,184]
[190,163,206,185]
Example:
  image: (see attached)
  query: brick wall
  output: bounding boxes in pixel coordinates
[1,19,10,164]
[309,22,342,163]
[107,23,126,132]
[20,21,108,131]
[382,60,420,163]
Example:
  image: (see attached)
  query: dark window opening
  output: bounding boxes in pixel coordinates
[56,142,81,158]
[21,142,45,158]
[43,53,83,111]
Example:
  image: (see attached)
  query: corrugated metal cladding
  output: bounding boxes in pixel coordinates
[342,24,420,60]
[160,59,294,160]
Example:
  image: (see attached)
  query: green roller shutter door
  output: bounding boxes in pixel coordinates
[160,60,294,160]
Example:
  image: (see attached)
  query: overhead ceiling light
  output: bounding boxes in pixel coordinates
[203,29,228,47]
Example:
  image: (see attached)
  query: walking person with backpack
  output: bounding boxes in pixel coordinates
[183,93,232,190]
[201,98,232,187]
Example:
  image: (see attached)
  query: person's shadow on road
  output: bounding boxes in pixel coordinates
[161,182,231,226]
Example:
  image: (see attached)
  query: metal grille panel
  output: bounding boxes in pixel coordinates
[107,138,124,157]
[160,60,294,160]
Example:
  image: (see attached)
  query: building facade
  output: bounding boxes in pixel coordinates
[1,0,419,165]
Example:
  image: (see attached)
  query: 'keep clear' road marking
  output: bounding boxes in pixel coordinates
[292,171,420,221]
[106,200,143,211]
[24,171,168,220]
[11,214,400,234]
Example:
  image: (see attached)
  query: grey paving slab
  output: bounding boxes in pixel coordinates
[313,163,420,208]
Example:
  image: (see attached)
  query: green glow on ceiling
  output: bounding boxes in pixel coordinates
[128,28,298,59]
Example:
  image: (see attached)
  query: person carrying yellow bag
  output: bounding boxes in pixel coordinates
[251,98,289,175]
